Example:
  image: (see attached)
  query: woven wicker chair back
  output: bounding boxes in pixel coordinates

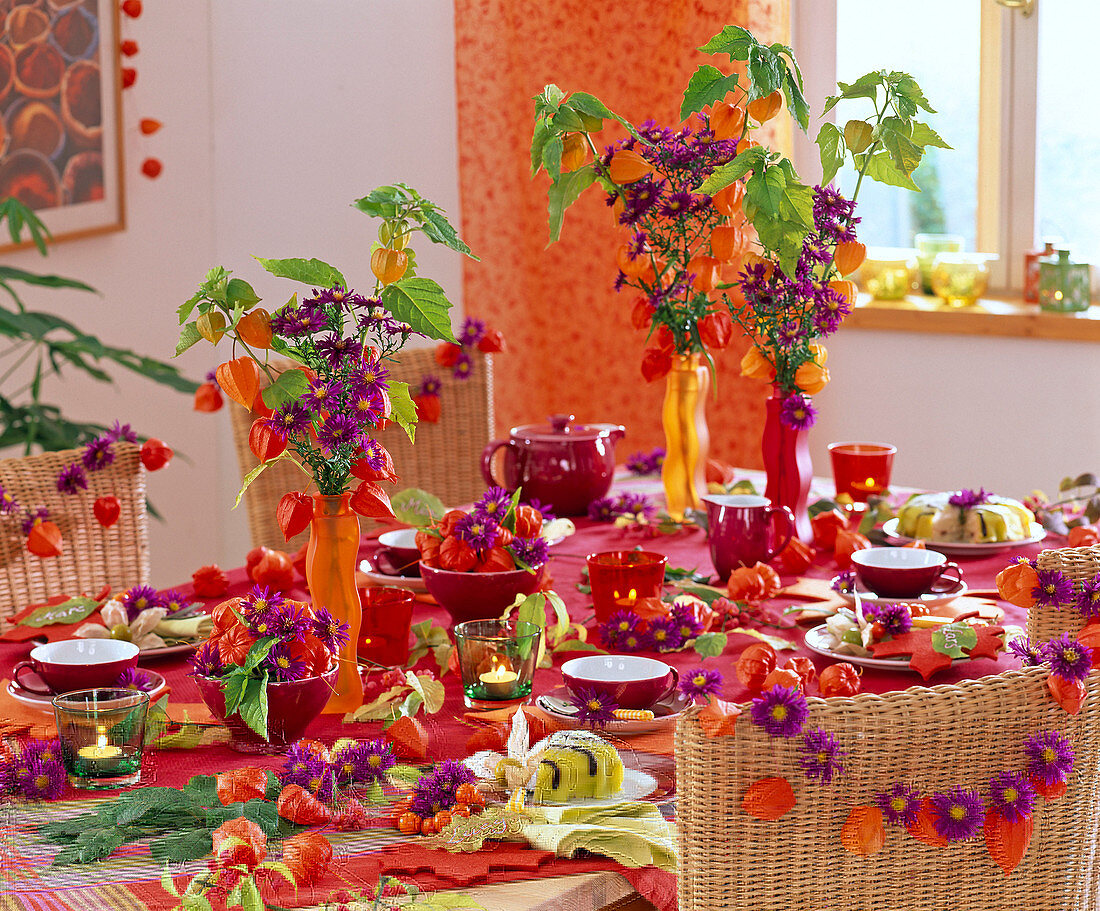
[1029,543,1100,643]
[0,443,149,626]
[229,349,495,551]
[677,669,1100,910]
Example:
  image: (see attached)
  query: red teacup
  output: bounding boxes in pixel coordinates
[561,654,678,710]
[373,528,421,577]
[851,547,962,599]
[13,638,139,695]
[358,586,415,666]
[702,494,794,581]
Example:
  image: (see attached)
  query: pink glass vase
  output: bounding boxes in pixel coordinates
[762,388,813,542]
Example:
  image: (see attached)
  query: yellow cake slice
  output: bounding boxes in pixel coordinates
[530,731,624,804]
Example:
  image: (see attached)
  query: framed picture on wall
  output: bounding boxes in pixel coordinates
[0,0,125,251]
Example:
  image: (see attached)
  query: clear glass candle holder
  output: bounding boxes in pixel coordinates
[53,688,149,789]
[914,232,964,293]
[858,248,918,300]
[930,252,996,308]
[453,619,541,708]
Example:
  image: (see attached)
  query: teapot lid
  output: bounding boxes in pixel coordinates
[511,413,624,442]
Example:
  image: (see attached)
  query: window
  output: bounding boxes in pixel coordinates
[791,0,1097,292]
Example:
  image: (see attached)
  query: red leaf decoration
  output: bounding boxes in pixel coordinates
[26,521,62,558]
[868,626,1005,680]
[841,806,886,856]
[741,777,795,821]
[1047,674,1086,715]
[121,67,137,89]
[120,39,139,56]
[906,797,948,847]
[276,784,331,825]
[93,496,121,528]
[139,118,162,135]
[349,479,395,521]
[121,0,143,17]
[276,492,313,542]
[984,811,1032,875]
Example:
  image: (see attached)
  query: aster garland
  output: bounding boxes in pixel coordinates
[597,601,703,654]
[1041,633,1093,683]
[929,786,985,842]
[587,492,658,524]
[876,782,921,827]
[626,447,666,476]
[280,738,395,805]
[409,760,476,818]
[680,666,723,700]
[797,728,846,784]
[0,739,67,800]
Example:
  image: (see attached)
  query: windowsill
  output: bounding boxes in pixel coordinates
[846,292,1100,342]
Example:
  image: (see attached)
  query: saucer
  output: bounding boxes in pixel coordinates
[536,685,692,735]
[358,559,428,593]
[8,669,167,712]
[833,576,968,610]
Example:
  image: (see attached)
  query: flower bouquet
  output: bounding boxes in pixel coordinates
[532,26,944,532]
[190,585,348,752]
[178,184,476,712]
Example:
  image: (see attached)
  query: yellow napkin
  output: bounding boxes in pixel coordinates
[154,616,212,640]
[521,801,677,871]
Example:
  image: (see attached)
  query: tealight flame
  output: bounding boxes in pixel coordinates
[484,654,514,681]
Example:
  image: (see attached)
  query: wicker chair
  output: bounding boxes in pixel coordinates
[230,349,495,551]
[0,443,149,628]
[1028,543,1100,643]
[677,546,1100,911]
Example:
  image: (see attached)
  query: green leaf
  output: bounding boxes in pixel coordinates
[931,622,977,659]
[815,122,845,186]
[51,829,126,865]
[254,256,346,289]
[531,118,554,177]
[699,25,756,61]
[552,639,608,655]
[747,44,784,99]
[115,787,189,825]
[533,84,566,120]
[696,145,765,195]
[381,277,456,342]
[221,671,248,717]
[243,798,280,835]
[863,150,920,191]
[239,674,269,738]
[546,164,596,243]
[260,367,310,409]
[889,71,935,114]
[417,206,479,260]
[544,590,570,640]
[161,866,180,898]
[392,488,445,526]
[387,379,418,443]
[17,595,98,627]
[233,453,300,509]
[541,133,563,182]
[675,584,726,606]
[182,773,220,805]
[243,636,278,674]
[175,322,202,357]
[240,878,263,911]
[352,185,411,218]
[226,278,260,308]
[879,119,923,177]
[909,120,951,151]
[680,65,738,120]
[149,829,213,864]
[694,631,728,658]
[404,671,446,714]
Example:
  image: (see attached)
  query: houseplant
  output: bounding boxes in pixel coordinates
[532,27,944,533]
[177,184,476,713]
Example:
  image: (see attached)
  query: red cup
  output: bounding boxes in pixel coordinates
[357,586,415,666]
[702,494,794,581]
[586,551,668,624]
[562,654,678,710]
[372,528,421,577]
[13,638,139,695]
[851,547,963,599]
[829,442,897,503]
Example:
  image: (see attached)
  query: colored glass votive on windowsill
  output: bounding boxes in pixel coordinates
[828,442,896,503]
[586,550,668,624]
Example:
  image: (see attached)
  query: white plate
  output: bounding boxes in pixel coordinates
[803,623,967,673]
[532,767,658,808]
[536,686,693,735]
[138,642,198,662]
[358,559,428,593]
[7,670,168,712]
[833,576,968,610]
[881,518,1046,556]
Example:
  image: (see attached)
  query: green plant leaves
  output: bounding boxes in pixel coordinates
[680,65,739,120]
[255,256,346,289]
[381,277,456,342]
[816,122,845,186]
[418,206,478,260]
[260,367,309,410]
[547,165,597,243]
[699,25,755,60]
[387,379,418,443]
[149,829,213,864]
[697,145,766,195]
[239,673,270,738]
[392,488,445,527]
[694,631,728,658]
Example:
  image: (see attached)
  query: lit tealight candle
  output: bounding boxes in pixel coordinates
[77,726,122,763]
[614,587,638,608]
[479,656,519,699]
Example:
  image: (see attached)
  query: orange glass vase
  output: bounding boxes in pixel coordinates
[306,493,363,714]
[661,353,710,521]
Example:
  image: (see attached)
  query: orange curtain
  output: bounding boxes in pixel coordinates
[454,1,790,468]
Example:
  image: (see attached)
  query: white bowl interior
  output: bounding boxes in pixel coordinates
[852,547,945,570]
[379,528,419,550]
[704,494,768,509]
[562,654,671,682]
[32,637,139,664]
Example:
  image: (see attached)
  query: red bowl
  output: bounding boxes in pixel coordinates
[195,666,338,754]
[419,561,544,626]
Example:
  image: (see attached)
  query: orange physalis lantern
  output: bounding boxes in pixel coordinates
[349,480,396,520]
[248,419,286,462]
[747,90,783,123]
[27,521,62,558]
[140,439,173,471]
[121,0,143,17]
[211,818,267,871]
[640,347,672,383]
[236,308,273,349]
[711,181,745,217]
[93,496,121,528]
[121,68,137,89]
[282,831,333,886]
[995,560,1039,608]
[739,345,775,382]
[698,698,740,738]
[834,240,867,276]
[192,564,229,599]
[276,785,332,825]
[735,641,777,692]
[710,101,745,140]
[139,118,162,135]
[840,806,885,855]
[370,248,408,286]
[215,356,261,410]
[741,777,796,820]
[216,767,268,806]
[120,40,139,57]
[193,381,223,413]
[984,812,1033,876]
[710,224,745,262]
[608,149,655,184]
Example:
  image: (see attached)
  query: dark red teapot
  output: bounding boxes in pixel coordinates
[480,414,625,516]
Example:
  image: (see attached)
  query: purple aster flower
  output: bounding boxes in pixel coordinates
[311,286,354,310]
[410,760,475,816]
[455,512,499,551]
[272,401,313,437]
[780,393,817,431]
[269,601,311,642]
[106,421,138,443]
[420,374,442,396]
[525,498,556,523]
[311,605,350,653]
[876,782,921,826]
[679,667,723,699]
[241,586,285,637]
[599,609,639,648]
[750,684,809,738]
[832,571,855,594]
[1077,573,1100,619]
[929,787,984,841]
[282,742,323,785]
[205,369,218,384]
[452,349,473,380]
[332,740,395,785]
[798,728,846,784]
[948,488,991,508]
[190,642,225,678]
[1041,632,1093,682]
[271,304,328,337]
[510,536,548,570]
[19,756,66,800]
[119,585,166,622]
[659,189,694,219]
[987,770,1036,823]
[358,359,390,397]
[1007,636,1044,667]
[588,496,617,522]
[264,643,309,682]
[315,333,363,369]
[569,685,618,729]
[56,462,87,495]
[21,739,61,766]
[867,603,912,637]
[115,667,152,691]
[614,492,657,522]
[1032,568,1074,608]
[317,412,365,452]
[21,507,49,535]
[619,627,653,652]
[647,616,684,653]
[161,589,192,615]
[458,317,486,346]
[1024,730,1074,786]
[474,486,512,521]
[0,484,18,515]
[301,378,339,414]
[81,437,115,472]
[670,602,703,641]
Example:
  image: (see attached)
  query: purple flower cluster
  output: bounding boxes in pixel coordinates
[863,602,912,637]
[510,535,548,569]
[569,686,619,728]
[1,739,66,800]
[1041,632,1093,682]
[119,585,168,622]
[679,667,723,699]
[281,738,395,803]
[598,602,701,654]
[876,782,921,826]
[831,571,855,594]
[780,393,817,431]
[625,447,665,475]
[587,492,657,523]
[410,759,476,818]
[1077,573,1100,618]
[1024,730,1074,786]
[948,488,990,509]
[749,684,809,738]
[798,728,846,784]
[419,374,442,397]
[52,427,127,500]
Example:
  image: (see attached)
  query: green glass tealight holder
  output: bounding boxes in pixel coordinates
[1039,249,1091,313]
[453,619,540,709]
[53,688,149,789]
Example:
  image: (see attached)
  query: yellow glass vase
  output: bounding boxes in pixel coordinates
[306,493,363,714]
[661,353,710,521]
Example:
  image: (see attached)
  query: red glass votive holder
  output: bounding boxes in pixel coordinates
[357,586,414,666]
[586,550,668,624]
[828,442,897,503]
